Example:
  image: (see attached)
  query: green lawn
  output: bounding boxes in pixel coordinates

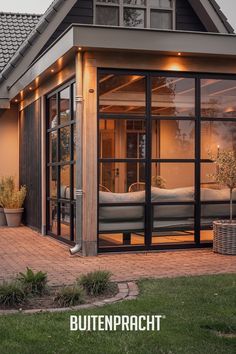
[0,274,235,354]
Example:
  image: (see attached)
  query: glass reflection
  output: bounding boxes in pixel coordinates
[99,74,146,114]
[60,165,71,199]
[201,121,236,159]
[49,131,57,163]
[152,77,195,117]
[151,163,194,192]
[60,126,70,161]
[60,87,70,125]
[99,119,146,159]
[49,94,57,129]
[152,120,195,159]
[201,79,236,118]
[124,8,145,27]
[100,162,146,193]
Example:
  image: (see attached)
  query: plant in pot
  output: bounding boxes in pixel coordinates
[0,177,15,227]
[1,178,27,227]
[210,150,236,255]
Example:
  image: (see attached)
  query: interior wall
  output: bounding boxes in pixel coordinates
[0,106,19,185]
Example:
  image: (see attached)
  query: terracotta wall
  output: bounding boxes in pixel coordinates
[0,106,19,185]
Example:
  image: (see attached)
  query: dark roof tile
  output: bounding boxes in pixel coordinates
[0,12,41,72]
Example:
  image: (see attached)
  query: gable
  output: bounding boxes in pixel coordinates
[36,0,93,60]
[176,0,207,32]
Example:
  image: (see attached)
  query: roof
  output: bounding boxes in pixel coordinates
[0,0,234,89]
[0,12,41,72]
[209,0,234,34]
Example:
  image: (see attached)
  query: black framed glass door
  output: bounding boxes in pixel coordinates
[46,81,76,244]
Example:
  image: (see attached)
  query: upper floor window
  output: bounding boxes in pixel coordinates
[95,0,175,30]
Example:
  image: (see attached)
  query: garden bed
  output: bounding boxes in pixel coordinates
[0,283,118,311]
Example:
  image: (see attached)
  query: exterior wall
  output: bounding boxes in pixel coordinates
[19,100,41,231]
[19,61,76,233]
[176,0,206,32]
[0,106,19,185]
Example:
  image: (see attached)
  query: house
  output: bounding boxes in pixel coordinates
[0,0,235,256]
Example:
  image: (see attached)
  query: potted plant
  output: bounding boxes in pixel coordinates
[210,150,236,255]
[0,177,14,227]
[1,178,27,227]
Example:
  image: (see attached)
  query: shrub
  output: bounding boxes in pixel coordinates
[18,268,48,296]
[78,270,112,296]
[0,281,25,307]
[0,177,15,208]
[54,286,85,307]
[0,176,26,209]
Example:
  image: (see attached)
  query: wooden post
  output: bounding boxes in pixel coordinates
[81,52,98,256]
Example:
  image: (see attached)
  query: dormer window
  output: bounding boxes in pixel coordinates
[95,0,175,30]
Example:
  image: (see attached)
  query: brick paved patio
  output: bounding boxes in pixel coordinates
[0,227,235,286]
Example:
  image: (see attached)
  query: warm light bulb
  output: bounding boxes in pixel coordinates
[178,52,182,56]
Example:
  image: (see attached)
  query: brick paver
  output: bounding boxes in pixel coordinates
[0,227,235,286]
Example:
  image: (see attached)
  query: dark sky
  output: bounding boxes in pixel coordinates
[0,0,235,31]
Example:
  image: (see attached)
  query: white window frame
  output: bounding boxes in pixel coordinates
[94,0,176,30]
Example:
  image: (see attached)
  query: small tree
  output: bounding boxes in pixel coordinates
[210,150,236,223]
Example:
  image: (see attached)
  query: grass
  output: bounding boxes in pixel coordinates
[0,274,235,354]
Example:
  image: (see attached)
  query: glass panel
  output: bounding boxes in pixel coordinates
[96,6,119,26]
[99,119,146,159]
[49,201,58,235]
[60,202,70,240]
[152,120,195,159]
[201,121,236,159]
[152,229,194,245]
[97,0,119,3]
[60,126,71,161]
[150,10,172,29]
[201,162,219,192]
[49,166,57,198]
[99,231,145,248]
[60,87,70,125]
[151,163,195,198]
[201,203,236,226]
[201,162,236,198]
[49,131,57,163]
[124,0,146,5]
[200,230,213,243]
[60,165,71,199]
[99,74,146,114]
[48,94,57,129]
[201,79,236,118]
[152,77,195,117]
[73,125,76,162]
[124,8,145,28]
[73,83,76,120]
[100,162,146,193]
[149,0,172,7]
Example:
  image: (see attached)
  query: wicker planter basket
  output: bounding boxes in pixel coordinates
[213,221,236,255]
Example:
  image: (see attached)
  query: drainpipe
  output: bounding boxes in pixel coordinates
[70,51,83,255]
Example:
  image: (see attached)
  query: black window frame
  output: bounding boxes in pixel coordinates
[46,80,76,245]
[97,69,236,253]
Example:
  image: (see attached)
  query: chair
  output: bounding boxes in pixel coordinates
[99,184,112,192]
[128,182,146,192]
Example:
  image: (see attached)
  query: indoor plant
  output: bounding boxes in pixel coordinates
[210,150,236,255]
[1,177,26,227]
